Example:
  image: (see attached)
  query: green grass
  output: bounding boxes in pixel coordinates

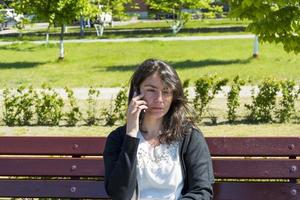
[0,39,299,87]
[0,31,250,42]
[1,123,299,137]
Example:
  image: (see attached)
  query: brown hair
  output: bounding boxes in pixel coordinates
[128,59,195,144]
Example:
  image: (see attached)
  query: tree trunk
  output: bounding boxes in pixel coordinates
[80,15,84,37]
[171,9,183,34]
[46,24,50,45]
[253,35,259,58]
[59,24,65,60]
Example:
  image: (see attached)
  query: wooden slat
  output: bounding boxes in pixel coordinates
[206,137,300,156]
[213,159,300,178]
[0,157,104,177]
[1,137,300,156]
[0,137,107,155]
[213,182,300,200]
[0,179,109,199]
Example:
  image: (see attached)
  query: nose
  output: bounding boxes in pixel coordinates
[154,91,164,102]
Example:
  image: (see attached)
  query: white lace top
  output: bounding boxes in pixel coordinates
[136,131,184,200]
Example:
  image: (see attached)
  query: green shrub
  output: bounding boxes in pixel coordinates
[85,86,101,125]
[3,85,35,126]
[193,75,228,121]
[103,86,128,126]
[275,80,300,123]
[245,78,280,123]
[35,84,64,126]
[64,87,82,126]
[182,79,190,99]
[227,76,245,123]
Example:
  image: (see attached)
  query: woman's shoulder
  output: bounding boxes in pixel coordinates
[104,125,127,153]
[106,125,127,142]
[183,122,203,137]
[181,125,206,147]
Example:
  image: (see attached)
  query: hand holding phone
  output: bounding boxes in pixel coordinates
[126,90,148,138]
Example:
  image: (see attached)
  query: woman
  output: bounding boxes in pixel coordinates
[104,59,214,200]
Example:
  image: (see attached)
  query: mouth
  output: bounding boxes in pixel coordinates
[150,107,164,111]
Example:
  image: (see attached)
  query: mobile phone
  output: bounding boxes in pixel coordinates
[134,87,145,124]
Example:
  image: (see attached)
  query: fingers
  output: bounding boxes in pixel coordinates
[128,91,147,116]
[130,92,147,109]
[130,103,148,114]
[131,99,147,107]
[132,92,144,101]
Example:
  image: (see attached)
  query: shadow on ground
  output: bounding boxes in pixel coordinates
[0,43,55,52]
[100,58,252,72]
[0,61,45,69]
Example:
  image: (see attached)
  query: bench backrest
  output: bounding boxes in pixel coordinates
[0,136,299,199]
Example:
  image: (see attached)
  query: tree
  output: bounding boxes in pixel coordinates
[91,0,133,36]
[54,0,95,60]
[0,6,5,31]
[145,0,216,34]
[228,0,300,54]
[94,0,133,20]
[13,0,53,43]
[0,5,4,26]
[13,0,95,60]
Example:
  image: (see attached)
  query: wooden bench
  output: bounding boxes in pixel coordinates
[0,136,299,199]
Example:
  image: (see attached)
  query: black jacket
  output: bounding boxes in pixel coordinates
[103,125,214,200]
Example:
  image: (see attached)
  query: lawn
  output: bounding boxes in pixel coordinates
[1,123,299,137]
[0,39,299,87]
[0,31,250,42]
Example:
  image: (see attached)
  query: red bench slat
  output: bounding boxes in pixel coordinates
[0,158,104,176]
[206,137,300,156]
[0,179,109,199]
[1,137,300,156]
[213,159,300,178]
[213,182,300,200]
[0,137,106,155]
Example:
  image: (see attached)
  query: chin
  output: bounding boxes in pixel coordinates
[145,111,166,119]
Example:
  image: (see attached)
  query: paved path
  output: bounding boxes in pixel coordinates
[0,34,255,45]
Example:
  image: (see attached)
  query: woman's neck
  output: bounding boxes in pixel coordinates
[141,117,163,138]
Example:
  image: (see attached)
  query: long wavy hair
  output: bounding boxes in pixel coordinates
[128,59,195,144]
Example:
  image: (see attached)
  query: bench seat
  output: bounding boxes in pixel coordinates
[0,136,299,200]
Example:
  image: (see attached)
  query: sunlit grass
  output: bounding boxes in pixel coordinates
[0,39,299,87]
[1,123,299,137]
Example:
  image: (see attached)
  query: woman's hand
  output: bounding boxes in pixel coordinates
[126,92,148,137]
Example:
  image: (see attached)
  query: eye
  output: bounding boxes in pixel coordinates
[162,90,171,95]
[146,89,155,92]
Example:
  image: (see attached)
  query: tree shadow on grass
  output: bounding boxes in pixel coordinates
[0,43,55,52]
[203,118,253,126]
[101,58,252,72]
[0,61,45,69]
[170,58,252,69]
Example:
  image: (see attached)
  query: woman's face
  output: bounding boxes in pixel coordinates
[139,72,173,119]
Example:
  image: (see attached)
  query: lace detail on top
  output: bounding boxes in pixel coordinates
[136,131,183,200]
